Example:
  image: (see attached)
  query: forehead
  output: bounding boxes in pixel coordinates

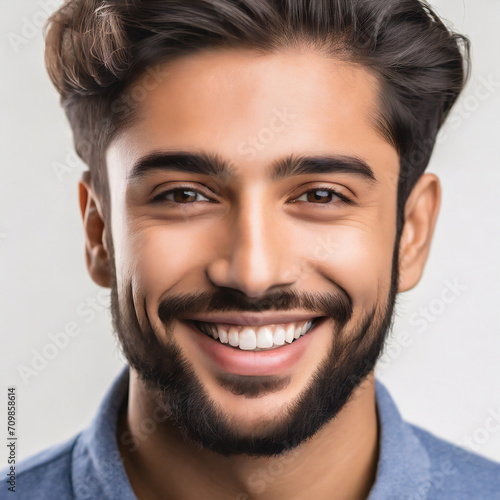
[107,47,398,180]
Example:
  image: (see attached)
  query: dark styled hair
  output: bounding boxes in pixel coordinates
[44,0,470,234]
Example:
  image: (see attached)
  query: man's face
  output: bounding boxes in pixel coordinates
[105,48,401,457]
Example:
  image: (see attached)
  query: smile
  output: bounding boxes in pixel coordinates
[188,317,323,352]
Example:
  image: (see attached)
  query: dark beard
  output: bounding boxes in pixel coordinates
[110,240,399,459]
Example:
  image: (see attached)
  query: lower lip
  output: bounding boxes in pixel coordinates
[184,318,326,376]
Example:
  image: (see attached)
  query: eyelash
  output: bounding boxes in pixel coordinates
[150,185,354,207]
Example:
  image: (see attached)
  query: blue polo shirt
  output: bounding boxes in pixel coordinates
[2,366,500,499]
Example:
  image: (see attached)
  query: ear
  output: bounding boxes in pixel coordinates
[78,171,112,288]
[397,173,441,292]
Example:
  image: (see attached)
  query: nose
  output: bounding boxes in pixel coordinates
[205,190,296,298]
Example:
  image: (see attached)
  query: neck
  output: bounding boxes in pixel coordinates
[117,371,380,500]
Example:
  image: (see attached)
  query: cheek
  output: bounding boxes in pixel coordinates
[312,217,397,311]
[119,223,214,298]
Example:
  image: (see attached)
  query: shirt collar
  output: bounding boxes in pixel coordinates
[71,366,431,500]
[368,379,432,499]
[72,366,135,500]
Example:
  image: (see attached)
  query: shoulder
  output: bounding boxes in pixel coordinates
[409,423,500,500]
[0,434,79,500]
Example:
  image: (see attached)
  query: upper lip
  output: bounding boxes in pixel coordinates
[181,312,323,326]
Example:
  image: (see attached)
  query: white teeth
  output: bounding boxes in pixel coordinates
[219,328,228,343]
[228,327,239,347]
[273,326,286,346]
[198,319,318,351]
[239,328,257,350]
[302,320,312,336]
[285,324,295,344]
[256,327,274,349]
[293,324,302,340]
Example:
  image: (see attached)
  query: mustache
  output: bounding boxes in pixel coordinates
[158,287,353,328]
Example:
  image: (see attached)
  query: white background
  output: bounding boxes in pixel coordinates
[1,0,499,465]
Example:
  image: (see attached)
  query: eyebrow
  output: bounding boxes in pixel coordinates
[127,151,377,185]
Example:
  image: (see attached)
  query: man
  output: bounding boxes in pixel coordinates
[2,0,499,498]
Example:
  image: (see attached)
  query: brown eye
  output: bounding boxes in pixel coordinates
[296,188,344,204]
[170,188,197,203]
[152,187,211,204]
